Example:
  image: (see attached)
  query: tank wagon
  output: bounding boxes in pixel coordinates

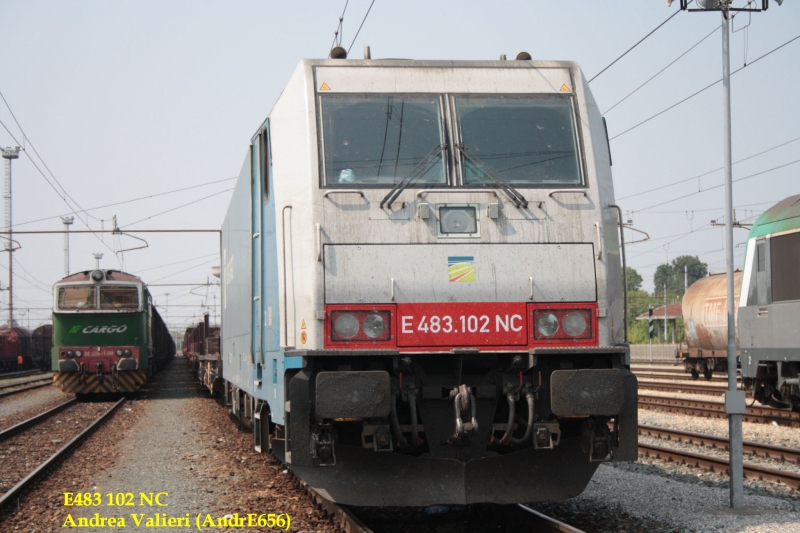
[183,315,222,394]
[220,52,637,506]
[0,327,32,371]
[678,272,742,380]
[51,269,175,394]
[739,195,800,411]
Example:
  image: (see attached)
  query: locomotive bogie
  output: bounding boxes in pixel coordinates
[220,58,635,505]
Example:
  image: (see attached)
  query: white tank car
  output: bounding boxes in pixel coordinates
[220,52,638,506]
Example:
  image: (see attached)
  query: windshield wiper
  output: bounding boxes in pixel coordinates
[380,144,445,209]
[457,144,528,209]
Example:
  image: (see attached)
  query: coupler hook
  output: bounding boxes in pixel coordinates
[451,384,478,438]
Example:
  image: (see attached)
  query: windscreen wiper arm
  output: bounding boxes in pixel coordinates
[380,144,445,209]
[457,144,528,209]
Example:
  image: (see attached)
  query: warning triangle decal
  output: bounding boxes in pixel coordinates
[559,84,571,92]
[319,83,331,91]
[301,320,307,329]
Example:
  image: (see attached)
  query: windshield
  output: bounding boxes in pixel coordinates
[320,95,446,187]
[99,286,140,310]
[58,286,96,311]
[455,95,583,186]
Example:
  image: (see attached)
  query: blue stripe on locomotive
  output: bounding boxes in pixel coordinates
[222,119,300,426]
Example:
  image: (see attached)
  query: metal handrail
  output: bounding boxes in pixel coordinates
[548,189,587,197]
[281,205,292,347]
[323,190,366,199]
[415,189,499,199]
[607,204,627,343]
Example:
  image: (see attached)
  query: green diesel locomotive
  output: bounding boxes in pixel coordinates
[52,269,175,394]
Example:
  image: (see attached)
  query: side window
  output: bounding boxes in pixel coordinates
[757,241,765,272]
[771,231,800,302]
[261,125,270,203]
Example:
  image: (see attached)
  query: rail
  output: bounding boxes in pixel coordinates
[639,424,800,464]
[0,370,44,380]
[635,371,731,383]
[638,394,800,427]
[0,380,52,399]
[0,398,76,441]
[637,379,749,397]
[0,397,125,511]
[301,482,373,533]
[512,504,588,533]
[639,441,800,491]
[0,376,52,391]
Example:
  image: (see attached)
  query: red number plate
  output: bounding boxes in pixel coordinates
[396,302,527,347]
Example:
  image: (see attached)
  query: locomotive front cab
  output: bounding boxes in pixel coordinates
[739,195,800,411]
[223,58,638,506]
[52,270,149,393]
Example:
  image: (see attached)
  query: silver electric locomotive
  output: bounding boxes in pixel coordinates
[221,51,638,506]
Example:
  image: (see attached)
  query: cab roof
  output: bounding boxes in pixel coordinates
[57,270,144,285]
[748,195,800,239]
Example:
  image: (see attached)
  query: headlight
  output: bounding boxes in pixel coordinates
[363,314,386,338]
[536,313,559,337]
[563,312,587,337]
[60,351,67,357]
[116,349,123,356]
[75,350,83,357]
[67,350,75,357]
[334,313,359,339]
[123,349,132,357]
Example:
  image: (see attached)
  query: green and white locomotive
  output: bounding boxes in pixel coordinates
[739,195,800,411]
[52,269,175,394]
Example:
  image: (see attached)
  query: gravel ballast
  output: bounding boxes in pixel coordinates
[0,384,65,425]
[0,359,339,533]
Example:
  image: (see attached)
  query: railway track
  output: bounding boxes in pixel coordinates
[639,440,800,490]
[639,424,800,465]
[0,398,125,511]
[637,379,751,397]
[635,372,730,384]
[0,378,53,399]
[0,398,77,441]
[0,370,45,381]
[304,483,586,533]
[639,393,800,427]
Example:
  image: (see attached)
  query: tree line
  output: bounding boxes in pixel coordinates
[625,255,708,344]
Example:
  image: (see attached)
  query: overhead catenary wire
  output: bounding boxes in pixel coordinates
[602,25,718,115]
[15,177,236,228]
[630,158,800,214]
[618,135,800,201]
[149,258,219,284]
[347,0,376,54]
[587,6,685,83]
[0,117,120,265]
[631,199,779,215]
[12,257,51,292]
[120,188,233,229]
[135,253,218,274]
[0,91,101,223]
[609,33,800,141]
[328,0,350,53]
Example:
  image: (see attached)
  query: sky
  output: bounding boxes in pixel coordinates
[0,0,798,332]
